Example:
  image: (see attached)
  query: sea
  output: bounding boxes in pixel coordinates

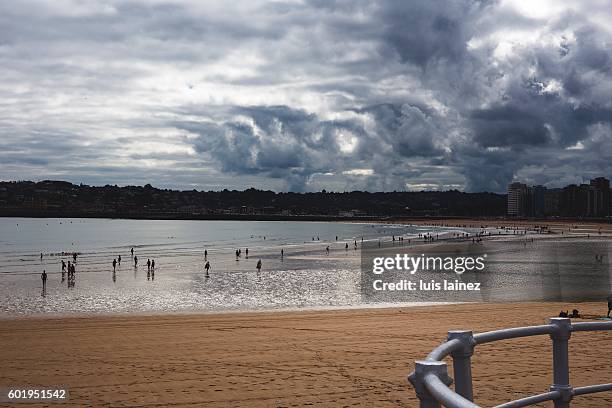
[1,218,610,316]
[0,218,462,316]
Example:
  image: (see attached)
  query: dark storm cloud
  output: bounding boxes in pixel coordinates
[450,142,520,192]
[379,0,490,67]
[174,102,456,191]
[2,0,612,192]
[471,105,551,148]
[356,104,445,158]
[176,106,364,191]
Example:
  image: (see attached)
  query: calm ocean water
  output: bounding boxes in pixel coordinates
[0,218,459,316]
[1,218,610,316]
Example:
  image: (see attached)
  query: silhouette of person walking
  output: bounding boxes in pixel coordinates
[41,269,47,291]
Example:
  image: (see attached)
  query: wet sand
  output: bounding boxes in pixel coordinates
[1,302,610,407]
[403,218,612,236]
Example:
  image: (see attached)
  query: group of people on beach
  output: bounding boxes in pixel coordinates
[202,230,494,277]
[40,256,77,291]
[35,227,612,321]
[202,247,264,277]
[559,298,612,319]
[233,248,262,271]
[235,248,246,259]
[120,248,157,279]
[61,259,77,287]
[40,245,164,290]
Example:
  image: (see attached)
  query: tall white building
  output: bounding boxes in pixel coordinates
[507,182,527,216]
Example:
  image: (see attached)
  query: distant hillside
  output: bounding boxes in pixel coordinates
[0,180,506,218]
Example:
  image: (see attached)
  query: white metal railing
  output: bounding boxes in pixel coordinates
[408,318,612,407]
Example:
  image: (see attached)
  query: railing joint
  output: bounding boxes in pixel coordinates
[550,384,573,403]
[448,330,476,358]
[409,361,452,408]
[549,317,572,341]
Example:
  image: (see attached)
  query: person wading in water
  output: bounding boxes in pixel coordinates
[41,269,47,290]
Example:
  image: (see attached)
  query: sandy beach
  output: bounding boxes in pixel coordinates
[1,219,610,406]
[1,302,610,407]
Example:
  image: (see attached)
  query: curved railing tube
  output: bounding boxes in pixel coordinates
[426,338,463,361]
[474,324,553,345]
[425,373,479,408]
[492,391,559,408]
[408,318,612,408]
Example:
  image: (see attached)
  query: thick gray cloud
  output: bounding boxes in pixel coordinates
[1,0,612,192]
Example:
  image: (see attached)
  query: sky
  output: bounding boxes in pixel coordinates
[1,0,612,193]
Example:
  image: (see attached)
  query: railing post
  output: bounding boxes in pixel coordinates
[549,317,573,408]
[448,330,476,401]
[408,361,453,408]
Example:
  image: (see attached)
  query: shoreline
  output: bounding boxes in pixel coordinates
[402,217,612,232]
[0,301,461,321]
[0,300,605,323]
[1,301,609,407]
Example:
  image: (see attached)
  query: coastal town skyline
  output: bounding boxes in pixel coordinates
[2,175,612,218]
[3,172,612,193]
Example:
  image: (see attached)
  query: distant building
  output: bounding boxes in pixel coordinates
[557,178,611,217]
[589,177,610,217]
[507,182,528,217]
[532,185,546,217]
[508,179,612,218]
[561,184,586,217]
[544,188,561,216]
